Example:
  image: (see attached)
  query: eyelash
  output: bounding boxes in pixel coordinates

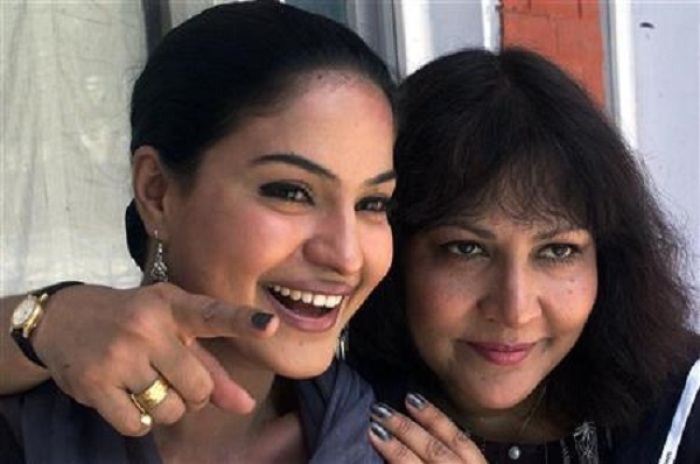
[259,182,313,204]
[259,182,392,216]
[441,241,485,258]
[440,241,582,263]
[539,243,581,262]
[356,196,392,214]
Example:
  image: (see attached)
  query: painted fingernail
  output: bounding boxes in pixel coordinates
[371,402,393,420]
[251,312,274,330]
[406,392,427,410]
[370,420,393,441]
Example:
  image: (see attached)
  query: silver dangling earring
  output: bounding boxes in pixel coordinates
[150,230,169,283]
[336,325,349,361]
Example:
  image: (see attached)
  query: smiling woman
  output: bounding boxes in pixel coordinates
[353,47,700,463]
[0,2,395,463]
[135,72,395,381]
[404,212,598,416]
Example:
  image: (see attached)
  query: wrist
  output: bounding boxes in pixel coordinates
[9,281,84,368]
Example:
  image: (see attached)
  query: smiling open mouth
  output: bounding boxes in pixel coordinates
[267,285,344,318]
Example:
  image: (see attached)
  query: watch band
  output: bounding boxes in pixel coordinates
[10,280,84,368]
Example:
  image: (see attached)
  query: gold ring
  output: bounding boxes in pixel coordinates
[130,376,170,414]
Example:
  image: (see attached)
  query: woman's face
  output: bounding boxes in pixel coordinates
[162,72,395,378]
[403,206,597,415]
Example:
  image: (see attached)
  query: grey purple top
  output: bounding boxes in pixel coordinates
[0,360,382,463]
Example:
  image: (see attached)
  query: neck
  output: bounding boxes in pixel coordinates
[441,386,561,444]
[153,339,282,462]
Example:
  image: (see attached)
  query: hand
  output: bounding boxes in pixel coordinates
[369,393,487,463]
[32,283,278,436]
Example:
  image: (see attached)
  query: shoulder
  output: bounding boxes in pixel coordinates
[611,354,700,463]
[295,360,383,463]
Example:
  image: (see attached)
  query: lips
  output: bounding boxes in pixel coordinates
[466,341,535,366]
[266,284,346,332]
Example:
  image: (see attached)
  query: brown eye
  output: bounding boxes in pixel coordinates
[259,182,313,204]
[442,241,485,257]
[540,244,577,260]
[356,196,390,214]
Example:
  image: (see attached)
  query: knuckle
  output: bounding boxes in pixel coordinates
[425,437,451,461]
[120,419,146,437]
[101,338,130,362]
[393,416,415,436]
[185,379,213,410]
[123,302,160,328]
[74,366,106,397]
[451,429,471,448]
[145,282,172,301]
[391,442,411,460]
[113,410,146,437]
[200,301,222,325]
[156,401,186,425]
[125,285,171,322]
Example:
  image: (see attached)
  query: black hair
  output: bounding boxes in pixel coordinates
[351,47,699,428]
[125,0,395,268]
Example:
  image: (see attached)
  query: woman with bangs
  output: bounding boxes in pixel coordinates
[2,45,699,463]
[359,47,700,463]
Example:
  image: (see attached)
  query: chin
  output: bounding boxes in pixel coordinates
[272,354,335,379]
[472,385,537,411]
[263,341,338,380]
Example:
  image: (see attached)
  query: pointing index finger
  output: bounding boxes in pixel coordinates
[168,289,278,340]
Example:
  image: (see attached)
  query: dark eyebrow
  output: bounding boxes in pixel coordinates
[251,152,396,186]
[441,219,496,239]
[534,223,582,241]
[251,153,335,179]
[441,218,582,241]
[367,170,396,186]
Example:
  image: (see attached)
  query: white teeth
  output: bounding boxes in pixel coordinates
[268,285,344,309]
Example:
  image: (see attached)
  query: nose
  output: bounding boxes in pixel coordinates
[479,259,541,328]
[303,209,363,277]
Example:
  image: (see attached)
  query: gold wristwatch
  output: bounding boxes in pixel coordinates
[9,281,83,367]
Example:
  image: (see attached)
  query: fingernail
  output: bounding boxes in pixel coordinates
[370,421,392,441]
[251,312,274,330]
[406,392,427,410]
[370,402,393,420]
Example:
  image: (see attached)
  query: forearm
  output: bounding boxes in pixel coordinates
[0,294,50,394]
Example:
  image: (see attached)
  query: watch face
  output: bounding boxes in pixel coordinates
[12,298,37,327]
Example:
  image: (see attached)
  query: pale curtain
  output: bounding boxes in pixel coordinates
[0,0,350,296]
[1,2,147,294]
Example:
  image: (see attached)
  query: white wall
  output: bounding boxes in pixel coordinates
[608,1,700,304]
[392,0,499,77]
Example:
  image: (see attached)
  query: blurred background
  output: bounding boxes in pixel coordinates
[1,0,698,320]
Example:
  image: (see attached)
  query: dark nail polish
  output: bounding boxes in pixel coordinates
[371,402,393,419]
[251,312,274,330]
[406,392,427,410]
[370,421,392,441]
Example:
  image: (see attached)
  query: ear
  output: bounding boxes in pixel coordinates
[132,146,175,241]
